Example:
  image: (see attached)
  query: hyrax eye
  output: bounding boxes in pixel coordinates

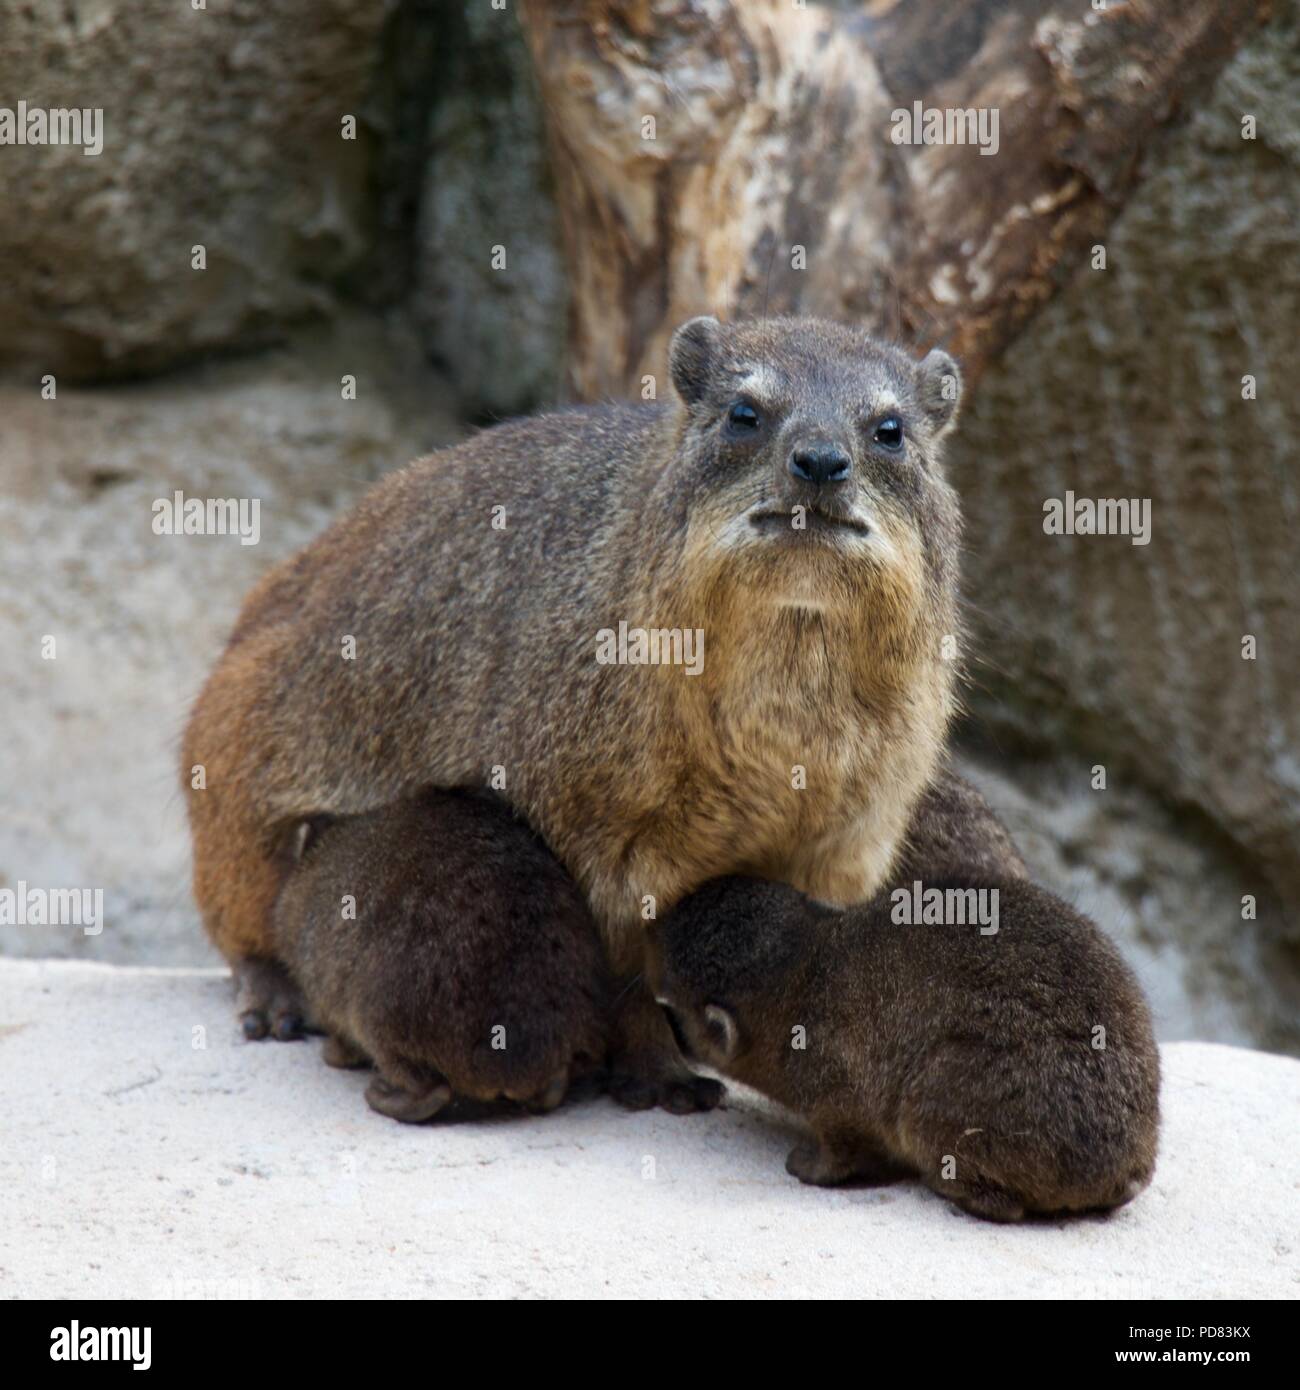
[727,400,761,431]
[873,416,904,449]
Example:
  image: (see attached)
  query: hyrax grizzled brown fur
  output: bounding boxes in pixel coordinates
[892,762,1029,884]
[272,789,609,1122]
[183,315,965,1110]
[650,871,1160,1222]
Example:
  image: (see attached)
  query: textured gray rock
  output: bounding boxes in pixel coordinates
[1,959,1295,1299]
[0,0,395,378]
[414,1,567,417]
[950,4,1300,949]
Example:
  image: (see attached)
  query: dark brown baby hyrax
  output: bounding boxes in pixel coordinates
[651,874,1160,1222]
[271,789,610,1122]
[184,313,966,1110]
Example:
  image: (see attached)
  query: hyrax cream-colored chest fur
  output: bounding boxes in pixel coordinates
[183,314,965,1107]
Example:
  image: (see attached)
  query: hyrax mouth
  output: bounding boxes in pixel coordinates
[747,503,871,539]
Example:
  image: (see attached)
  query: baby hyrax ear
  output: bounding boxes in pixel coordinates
[703,1003,741,1063]
[669,315,724,406]
[916,347,963,436]
[287,815,332,864]
[289,821,314,863]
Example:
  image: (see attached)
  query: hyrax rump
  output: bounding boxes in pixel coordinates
[272,789,609,1122]
[651,876,1160,1222]
[183,315,965,1110]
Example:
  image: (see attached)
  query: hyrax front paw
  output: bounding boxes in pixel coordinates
[786,1141,855,1187]
[608,1058,725,1114]
[321,1034,370,1070]
[234,958,310,1042]
[948,1185,1027,1224]
[520,1068,571,1115]
[785,1136,902,1188]
[364,1074,453,1124]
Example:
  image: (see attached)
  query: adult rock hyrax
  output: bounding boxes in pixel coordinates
[272,788,609,1122]
[650,875,1160,1222]
[182,314,965,1110]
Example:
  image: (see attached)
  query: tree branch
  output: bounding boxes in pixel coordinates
[519,0,1269,398]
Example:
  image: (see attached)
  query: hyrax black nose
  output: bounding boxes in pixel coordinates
[789,444,851,485]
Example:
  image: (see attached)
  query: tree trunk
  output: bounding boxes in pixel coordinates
[518,0,1269,400]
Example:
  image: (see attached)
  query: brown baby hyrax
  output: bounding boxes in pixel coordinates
[183,314,966,1111]
[271,788,610,1123]
[649,867,1160,1223]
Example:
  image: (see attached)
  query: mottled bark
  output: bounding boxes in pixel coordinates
[518,0,1269,400]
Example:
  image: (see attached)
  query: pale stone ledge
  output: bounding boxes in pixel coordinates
[1,960,1295,1300]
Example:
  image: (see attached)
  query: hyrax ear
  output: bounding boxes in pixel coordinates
[289,821,314,863]
[669,315,723,407]
[703,1003,741,1062]
[917,347,963,436]
[287,815,330,864]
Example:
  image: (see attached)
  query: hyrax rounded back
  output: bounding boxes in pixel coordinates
[652,876,1160,1222]
[272,789,609,1122]
[184,315,966,1105]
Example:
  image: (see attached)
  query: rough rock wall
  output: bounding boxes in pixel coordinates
[951,3,1300,953]
[0,0,395,378]
[414,2,566,417]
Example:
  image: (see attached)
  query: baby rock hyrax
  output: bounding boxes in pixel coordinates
[272,789,609,1122]
[184,315,965,1108]
[651,876,1160,1221]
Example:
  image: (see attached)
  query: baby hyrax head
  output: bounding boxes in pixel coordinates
[668,315,963,616]
[648,876,820,1078]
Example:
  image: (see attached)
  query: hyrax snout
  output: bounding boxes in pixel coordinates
[272,788,610,1122]
[651,873,1160,1222]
